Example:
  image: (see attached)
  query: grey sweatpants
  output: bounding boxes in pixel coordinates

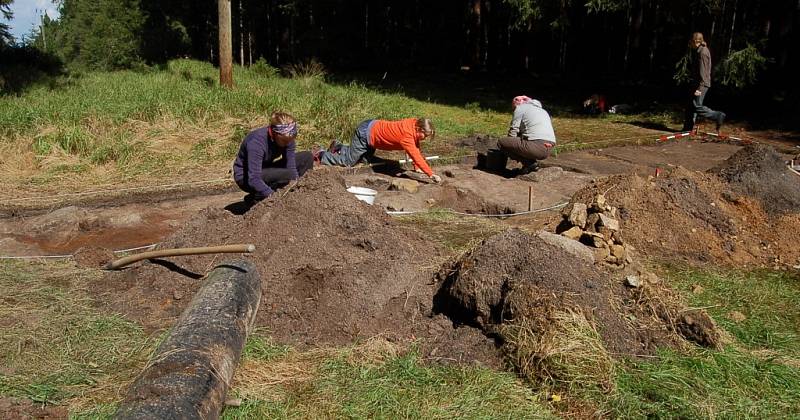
[498,137,553,164]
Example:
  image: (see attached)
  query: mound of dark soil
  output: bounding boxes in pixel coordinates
[711,144,800,216]
[570,166,800,267]
[433,229,705,358]
[95,169,501,365]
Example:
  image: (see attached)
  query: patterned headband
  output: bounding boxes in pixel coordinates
[512,96,542,109]
[271,121,298,137]
[512,95,534,107]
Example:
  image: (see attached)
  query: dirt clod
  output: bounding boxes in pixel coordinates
[73,245,115,269]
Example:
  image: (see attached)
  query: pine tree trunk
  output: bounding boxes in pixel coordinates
[470,0,482,68]
[218,0,234,88]
[239,0,244,66]
[727,0,738,57]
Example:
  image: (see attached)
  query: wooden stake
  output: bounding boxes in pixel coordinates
[528,186,534,212]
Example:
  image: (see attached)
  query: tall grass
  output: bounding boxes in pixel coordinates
[0,59,506,145]
[0,59,673,195]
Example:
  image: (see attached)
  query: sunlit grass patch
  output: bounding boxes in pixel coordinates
[592,266,800,418]
[664,266,800,357]
[0,260,154,411]
[226,335,555,419]
[609,347,800,419]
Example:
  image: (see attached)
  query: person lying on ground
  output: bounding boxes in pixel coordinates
[582,93,607,115]
[681,32,726,133]
[314,118,442,183]
[232,111,313,202]
[498,96,557,175]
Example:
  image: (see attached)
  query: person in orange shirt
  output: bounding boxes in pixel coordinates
[315,118,442,183]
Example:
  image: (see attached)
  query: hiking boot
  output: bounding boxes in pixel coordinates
[311,144,325,164]
[518,161,539,175]
[328,139,342,154]
[715,112,726,133]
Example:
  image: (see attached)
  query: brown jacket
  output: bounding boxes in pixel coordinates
[694,45,712,89]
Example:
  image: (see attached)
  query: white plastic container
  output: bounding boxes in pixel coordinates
[346,186,377,205]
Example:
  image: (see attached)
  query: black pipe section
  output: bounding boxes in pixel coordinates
[115,260,261,420]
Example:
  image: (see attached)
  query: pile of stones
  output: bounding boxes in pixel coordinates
[556,194,632,268]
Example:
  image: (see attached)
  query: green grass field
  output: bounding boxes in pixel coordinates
[0,59,676,198]
[2,259,799,419]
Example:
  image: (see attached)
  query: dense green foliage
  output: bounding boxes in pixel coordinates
[51,0,145,70]
[6,0,794,91]
[0,0,12,47]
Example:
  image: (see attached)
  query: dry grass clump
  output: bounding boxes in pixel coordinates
[232,336,402,401]
[498,301,615,394]
[629,275,724,349]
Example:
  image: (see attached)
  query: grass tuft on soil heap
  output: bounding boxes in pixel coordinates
[432,229,715,394]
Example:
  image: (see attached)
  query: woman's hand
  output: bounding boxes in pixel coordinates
[430,174,442,183]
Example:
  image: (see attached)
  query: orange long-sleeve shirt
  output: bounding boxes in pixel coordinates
[369,118,433,176]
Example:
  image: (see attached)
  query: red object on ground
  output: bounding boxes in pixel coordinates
[658,132,693,142]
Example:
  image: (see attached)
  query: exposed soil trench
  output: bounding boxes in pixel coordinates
[4,139,800,371]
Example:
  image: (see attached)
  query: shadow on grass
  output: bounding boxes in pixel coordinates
[0,46,68,95]
[624,120,677,132]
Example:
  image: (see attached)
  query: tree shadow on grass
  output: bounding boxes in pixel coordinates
[0,45,68,95]
[622,120,676,132]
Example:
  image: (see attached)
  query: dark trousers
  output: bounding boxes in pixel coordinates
[498,137,553,164]
[263,151,313,189]
[682,87,724,131]
[239,151,313,201]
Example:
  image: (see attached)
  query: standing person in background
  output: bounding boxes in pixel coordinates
[233,111,313,203]
[682,32,726,133]
[315,118,442,183]
[498,96,556,175]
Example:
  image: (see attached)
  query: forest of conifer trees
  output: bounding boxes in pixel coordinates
[3,0,799,90]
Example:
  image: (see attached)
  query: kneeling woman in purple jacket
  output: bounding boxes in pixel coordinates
[232,111,313,202]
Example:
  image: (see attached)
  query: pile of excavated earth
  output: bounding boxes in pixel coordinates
[87,142,798,382]
[569,144,800,267]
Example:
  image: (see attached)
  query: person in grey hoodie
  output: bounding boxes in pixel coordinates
[682,32,726,133]
[498,95,556,175]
